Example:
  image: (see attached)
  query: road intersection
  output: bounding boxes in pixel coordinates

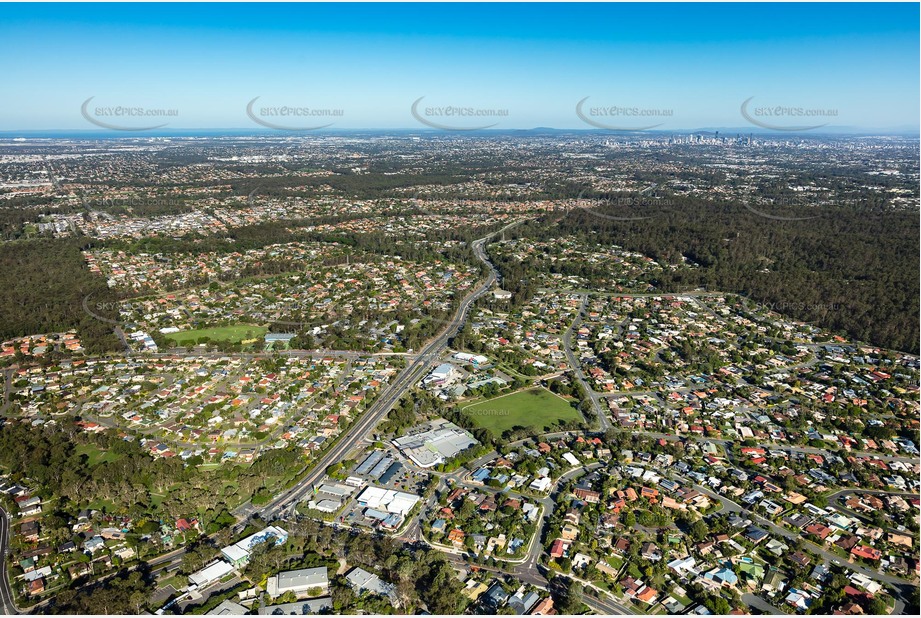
[2,219,916,616]
[234,222,521,524]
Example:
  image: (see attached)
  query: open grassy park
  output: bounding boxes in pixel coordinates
[75,443,123,466]
[462,387,582,435]
[163,324,267,346]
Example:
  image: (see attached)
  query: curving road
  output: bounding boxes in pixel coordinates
[21,221,525,614]
[0,507,16,615]
[583,592,639,615]
[235,221,523,523]
[561,294,609,431]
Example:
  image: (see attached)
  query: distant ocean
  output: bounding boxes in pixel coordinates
[0,127,916,139]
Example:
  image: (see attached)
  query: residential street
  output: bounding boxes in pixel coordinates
[0,508,17,615]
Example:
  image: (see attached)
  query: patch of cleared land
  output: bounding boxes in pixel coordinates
[164,324,267,346]
[462,387,582,435]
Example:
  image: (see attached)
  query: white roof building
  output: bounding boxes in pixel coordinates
[428,363,453,379]
[392,420,478,468]
[356,486,420,516]
[221,525,289,565]
[189,560,235,588]
[345,567,395,598]
[267,567,329,598]
[220,544,250,566]
[454,352,489,365]
[23,566,52,582]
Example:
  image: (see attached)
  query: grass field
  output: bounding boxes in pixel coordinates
[462,387,582,435]
[604,555,624,572]
[164,324,267,346]
[75,443,122,466]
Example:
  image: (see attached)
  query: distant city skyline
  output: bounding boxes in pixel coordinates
[1,2,918,132]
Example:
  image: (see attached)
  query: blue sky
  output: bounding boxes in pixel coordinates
[1,2,918,132]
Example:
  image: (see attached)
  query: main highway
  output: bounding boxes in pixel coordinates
[0,508,17,615]
[0,221,521,618]
[235,221,522,523]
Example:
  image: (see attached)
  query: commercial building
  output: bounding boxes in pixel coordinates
[423,363,455,386]
[345,567,396,599]
[356,486,420,516]
[392,419,478,468]
[266,567,329,598]
[189,560,235,588]
[221,525,288,567]
[453,352,489,366]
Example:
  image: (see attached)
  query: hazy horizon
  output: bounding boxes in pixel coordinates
[1,2,918,133]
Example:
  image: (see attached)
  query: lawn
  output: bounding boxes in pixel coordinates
[75,443,122,466]
[157,574,187,591]
[85,498,119,513]
[462,387,582,435]
[605,555,624,571]
[164,324,267,346]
